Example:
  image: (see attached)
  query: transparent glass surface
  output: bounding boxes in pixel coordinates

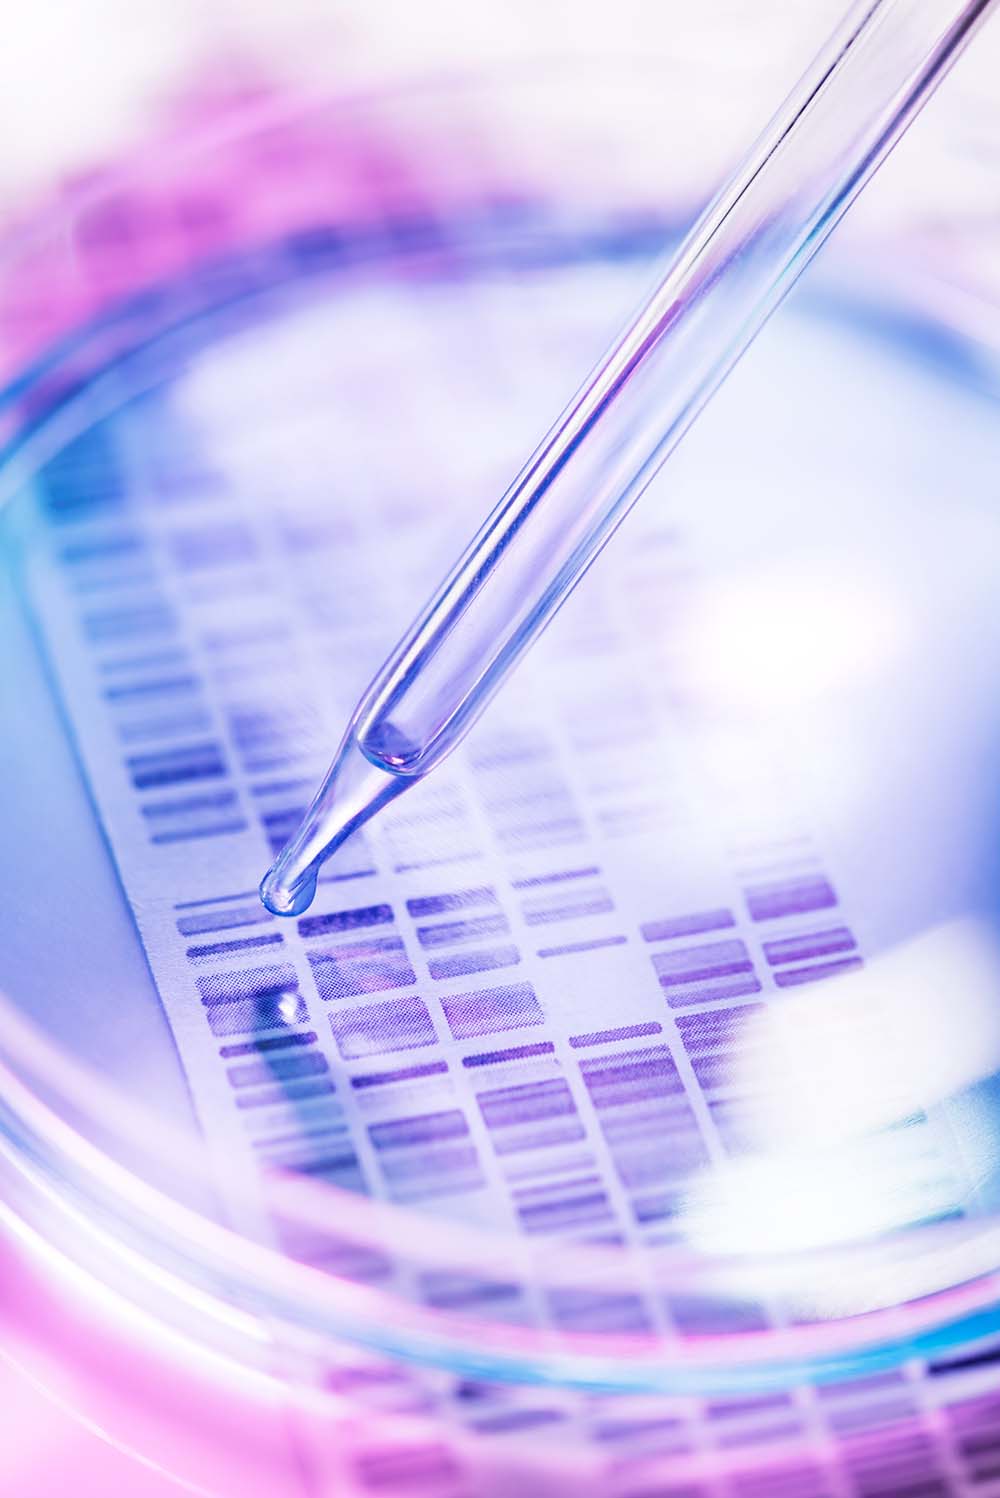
[3,62,1000,1496]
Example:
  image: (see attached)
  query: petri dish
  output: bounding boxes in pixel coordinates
[3,65,1000,1496]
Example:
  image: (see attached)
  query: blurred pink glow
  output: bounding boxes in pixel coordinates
[0,67,468,385]
[0,1227,297,1495]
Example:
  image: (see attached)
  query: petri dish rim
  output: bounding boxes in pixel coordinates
[1,70,1000,1400]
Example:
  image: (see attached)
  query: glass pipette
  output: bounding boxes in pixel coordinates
[260,0,996,917]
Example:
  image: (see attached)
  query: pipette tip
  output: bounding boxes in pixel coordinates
[259,733,410,917]
[259,862,319,918]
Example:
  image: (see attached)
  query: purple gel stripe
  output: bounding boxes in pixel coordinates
[774,955,864,987]
[378,1145,483,1198]
[569,1022,663,1048]
[144,784,242,820]
[462,1042,555,1067]
[310,935,406,961]
[151,820,247,844]
[127,742,227,790]
[472,1410,566,1435]
[440,980,543,1040]
[510,866,601,889]
[369,1109,470,1150]
[144,789,237,819]
[275,1151,365,1186]
[592,1416,687,1444]
[661,974,763,1006]
[478,1078,578,1130]
[219,1031,317,1059]
[406,886,497,917]
[670,1293,769,1335]
[198,963,298,1004]
[174,889,258,910]
[234,1078,336,1109]
[633,1192,683,1224]
[204,995,309,1038]
[329,996,436,1059]
[105,673,199,700]
[253,1123,349,1152]
[177,903,273,936]
[746,875,837,921]
[657,957,753,983]
[309,941,417,1000]
[641,908,736,942]
[419,1272,520,1309]
[524,894,615,924]
[351,1060,449,1089]
[652,938,752,981]
[249,777,313,798]
[515,1186,614,1234]
[690,1053,735,1090]
[186,932,284,960]
[428,945,521,981]
[537,935,627,957]
[297,903,394,938]
[675,1005,762,1051]
[226,1050,329,1088]
[580,1045,686,1105]
[549,1290,653,1335]
[491,1121,586,1156]
[763,925,856,966]
[416,913,510,949]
